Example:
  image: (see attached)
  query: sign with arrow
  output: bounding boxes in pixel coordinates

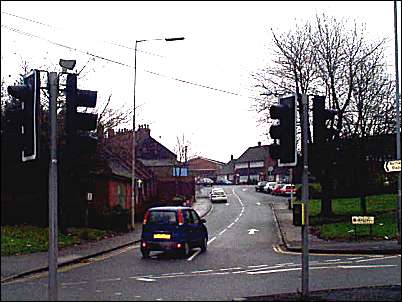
[248,229,259,235]
[384,160,401,173]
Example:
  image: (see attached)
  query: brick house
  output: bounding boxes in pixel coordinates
[233,142,291,184]
[187,156,225,181]
[216,155,237,183]
[91,133,157,225]
[104,125,195,207]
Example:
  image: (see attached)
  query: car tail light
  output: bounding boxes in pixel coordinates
[143,211,149,225]
[177,209,184,225]
[142,241,147,248]
[177,243,182,248]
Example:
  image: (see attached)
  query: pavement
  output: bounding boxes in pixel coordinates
[1,190,401,301]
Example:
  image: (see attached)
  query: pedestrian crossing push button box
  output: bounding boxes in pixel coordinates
[292,202,304,226]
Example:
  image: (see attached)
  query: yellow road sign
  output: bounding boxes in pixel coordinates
[352,216,374,225]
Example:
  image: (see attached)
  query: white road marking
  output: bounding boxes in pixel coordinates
[114,292,122,296]
[338,264,397,269]
[208,237,217,244]
[192,269,213,274]
[98,277,121,283]
[248,229,259,235]
[247,267,301,275]
[61,281,88,286]
[247,264,269,268]
[256,202,261,205]
[356,255,400,262]
[162,272,184,276]
[219,229,227,235]
[325,259,341,262]
[228,222,235,228]
[187,249,201,261]
[135,277,156,282]
[219,267,242,271]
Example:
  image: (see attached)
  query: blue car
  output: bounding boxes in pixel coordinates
[140,206,208,258]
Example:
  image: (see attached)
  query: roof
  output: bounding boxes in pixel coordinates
[139,158,178,167]
[217,160,235,175]
[236,144,271,163]
[188,156,225,166]
[147,206,192,211]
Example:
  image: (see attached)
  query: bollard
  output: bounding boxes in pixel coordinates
[288,198,292,210]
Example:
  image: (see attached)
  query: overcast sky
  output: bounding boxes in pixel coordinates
[1,1,401,163]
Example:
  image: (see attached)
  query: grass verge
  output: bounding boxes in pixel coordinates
[308,194,397,240]
[1,225,113,256]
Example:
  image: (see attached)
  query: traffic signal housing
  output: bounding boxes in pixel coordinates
[312,95,338,144]
[7,69,41,162]
[65,73,98,135]
[65,73,98,155]
[269,94,297,167]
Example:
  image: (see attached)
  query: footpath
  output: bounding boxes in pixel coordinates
[1,189,401,301]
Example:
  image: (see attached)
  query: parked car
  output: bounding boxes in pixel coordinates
[210,188,228,203]
[255,181,267,192]
[280,184,296,196]
[197,177,214,186]
[140,206,208,258]
[263,182,277,194]
[215,179,233,185]
[271,184,285,196]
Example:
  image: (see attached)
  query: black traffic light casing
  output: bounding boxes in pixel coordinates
[269,94,297,167]
[65,73,98,136]
[312,95,338,144]
[7,69,41,162]
[292,202,304,226]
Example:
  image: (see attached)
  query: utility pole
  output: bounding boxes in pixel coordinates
[48,72,59,301]
[301,93,310,297]
[393,0,401,244]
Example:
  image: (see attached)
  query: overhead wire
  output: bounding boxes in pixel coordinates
[2,22,266,102]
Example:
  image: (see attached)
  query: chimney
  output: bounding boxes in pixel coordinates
[107,128,115,138]
[230,154,234,161]
[258,141,261,147]
[136,124,151,141]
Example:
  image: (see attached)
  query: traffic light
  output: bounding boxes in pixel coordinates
[269,94,297,167]
[7,69,41,162]
[312,95,337,144]
[65,73,98,155]
[65,73,98,136]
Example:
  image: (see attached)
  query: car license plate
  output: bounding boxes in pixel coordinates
[153,233,171,239]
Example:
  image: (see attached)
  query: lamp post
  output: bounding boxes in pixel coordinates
[131,36,185,229]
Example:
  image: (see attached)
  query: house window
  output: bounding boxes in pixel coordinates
[117,183,126,208]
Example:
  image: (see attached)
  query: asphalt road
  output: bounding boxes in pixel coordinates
[1,185,400,301]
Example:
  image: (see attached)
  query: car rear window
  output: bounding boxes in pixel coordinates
[213,191,225,196]
[147,211,177,225]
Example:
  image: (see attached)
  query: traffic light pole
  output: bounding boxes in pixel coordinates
[48,72,59,301]
[301,93,310,297]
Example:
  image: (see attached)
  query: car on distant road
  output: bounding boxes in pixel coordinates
[215,179,233,185]
[280,184,296,196]
[140,206,208,258]
[263,182,277,194]
[210,188,228,203]
[255,181,267,192]
[271,184,285,196]
[197,177,214,186]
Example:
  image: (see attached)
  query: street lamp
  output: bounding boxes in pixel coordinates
[131,36,185,229]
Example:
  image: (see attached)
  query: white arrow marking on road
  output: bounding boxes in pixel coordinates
[248,229,259,235]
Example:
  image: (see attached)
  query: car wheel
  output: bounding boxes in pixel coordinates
[141,248,150,259]
[200,238,207,252]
